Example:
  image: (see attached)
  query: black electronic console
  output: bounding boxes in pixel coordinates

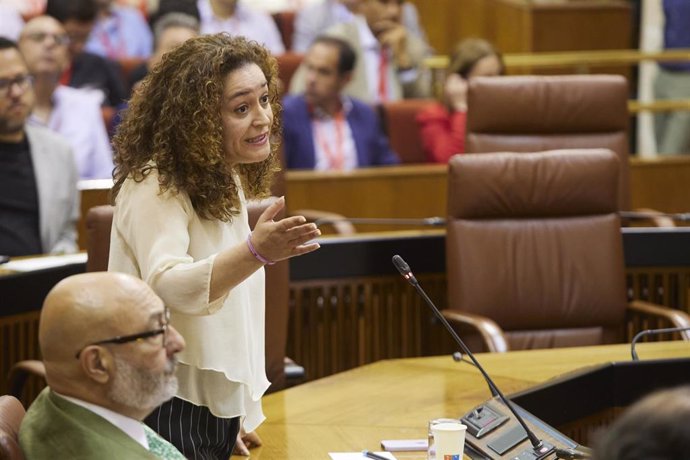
[392,254,690,460]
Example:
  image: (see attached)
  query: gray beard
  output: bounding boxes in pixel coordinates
[107,354,178,411]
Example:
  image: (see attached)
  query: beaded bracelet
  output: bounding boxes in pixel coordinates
[246,234,275,265]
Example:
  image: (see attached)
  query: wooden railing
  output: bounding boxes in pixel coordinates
[426,48,690,114]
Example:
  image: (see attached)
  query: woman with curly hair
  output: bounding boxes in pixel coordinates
[108,33,321,458]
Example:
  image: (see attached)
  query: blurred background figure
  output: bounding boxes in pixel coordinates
[196,0,285,54]
[292,0,358,53]
[593,385,690,460]
[416,38,503,163]
[0,4,25,41]
[128,12,199,91]
[282,36,399,170]
[20,16,114,179]
[290,0,431,104]
[653,0,690,155]
[46,0,128,108]
[85,0,153,59]
[0,37,79,257]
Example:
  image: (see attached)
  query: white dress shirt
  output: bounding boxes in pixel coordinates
[28,85,114,180]
[311,97,358,170]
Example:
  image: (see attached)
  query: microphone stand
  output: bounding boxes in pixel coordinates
[630,325,690,360]
[315,216,446,227]
[392,255,556,460]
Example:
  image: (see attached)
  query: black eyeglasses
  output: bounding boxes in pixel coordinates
[0,75,34,95]
[74,307,170,359]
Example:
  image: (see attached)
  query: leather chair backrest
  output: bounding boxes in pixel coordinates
[0,395,25,460]
[85,199,290,392]
[272,11,296,51]
[379,98,436,164]
[85,205,114,273]
[466,75,630,210]
[447,149,628,351]
[276,52,304,94]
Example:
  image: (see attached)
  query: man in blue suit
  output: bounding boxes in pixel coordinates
[282,35,400,170]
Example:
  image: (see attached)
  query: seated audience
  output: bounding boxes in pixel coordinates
[19,272,187,460]
[416,38,503,163]
[196,0,285,54]
[148,0,200,26]
[85,0,153,59]
[128,12,200,91]
[0,37,78,257]
[292,0,428,53]
[290,0,431,104]
[593,385,690,460]
[0,4,25,41]
[46,0,128,108]
[19,16,115,179]
[283,36,399,169]
[292,0,357,53]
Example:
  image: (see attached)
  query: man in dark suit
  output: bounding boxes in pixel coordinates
[282,36,399,170]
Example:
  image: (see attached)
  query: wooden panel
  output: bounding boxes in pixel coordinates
[78,157,690,240]
[407,0,463,55]
[0,311,41,396]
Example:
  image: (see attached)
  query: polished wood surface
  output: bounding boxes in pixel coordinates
[242,341,690,459]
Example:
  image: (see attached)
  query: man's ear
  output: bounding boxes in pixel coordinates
[80,346,113,384]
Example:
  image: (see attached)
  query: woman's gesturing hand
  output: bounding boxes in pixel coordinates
[249,197,321,263]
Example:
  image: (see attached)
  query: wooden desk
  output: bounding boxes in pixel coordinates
[246,341,690,460]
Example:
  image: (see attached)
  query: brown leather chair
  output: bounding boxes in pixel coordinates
[275,52,303,95]
[84,200,298,392]
[466,75,632,211]
[272,11,296,51]
[0,395,25,460]
[379,98,436,164]
[442,149,690,353]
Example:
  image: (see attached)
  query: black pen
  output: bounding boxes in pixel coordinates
[362,450,389,460]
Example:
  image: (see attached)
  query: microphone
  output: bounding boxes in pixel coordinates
[630,325,690,360]
[315,216,446,227]
[392,254,556,460]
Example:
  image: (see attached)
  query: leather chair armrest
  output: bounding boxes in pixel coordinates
[7,360,46,399]
[440,310,509,353]
[627,300,690,340]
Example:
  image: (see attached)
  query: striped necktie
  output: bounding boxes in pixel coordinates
[143,425,186,460]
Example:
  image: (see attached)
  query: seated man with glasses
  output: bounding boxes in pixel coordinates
[0,37,79,258]
[19,272,187,460]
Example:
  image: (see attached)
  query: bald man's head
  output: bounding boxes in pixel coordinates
[39,272,185,420]
[18,16,70,76]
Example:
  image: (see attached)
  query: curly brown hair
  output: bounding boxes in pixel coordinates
[111,33,282,221]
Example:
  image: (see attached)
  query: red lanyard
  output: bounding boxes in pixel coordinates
[314,111,346,170]
[378,49,389,102]
[98,12,127,59]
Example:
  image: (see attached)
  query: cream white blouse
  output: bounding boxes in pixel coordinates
[108,169,269,431]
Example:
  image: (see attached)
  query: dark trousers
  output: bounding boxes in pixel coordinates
[145,397,240,460]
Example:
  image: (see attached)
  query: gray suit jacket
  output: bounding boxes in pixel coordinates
[26,124,80,254]
[289,18,431,104]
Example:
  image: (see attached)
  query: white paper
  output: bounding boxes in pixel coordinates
[381,438,428,451]
[329,452,397,460]
[3,253,87,272]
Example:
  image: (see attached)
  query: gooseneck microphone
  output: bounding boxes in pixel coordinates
[630,325,690,360]
[392,255,556,460]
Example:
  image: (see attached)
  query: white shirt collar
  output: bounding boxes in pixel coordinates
[311,96,353,119]
[54,391,149,450]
